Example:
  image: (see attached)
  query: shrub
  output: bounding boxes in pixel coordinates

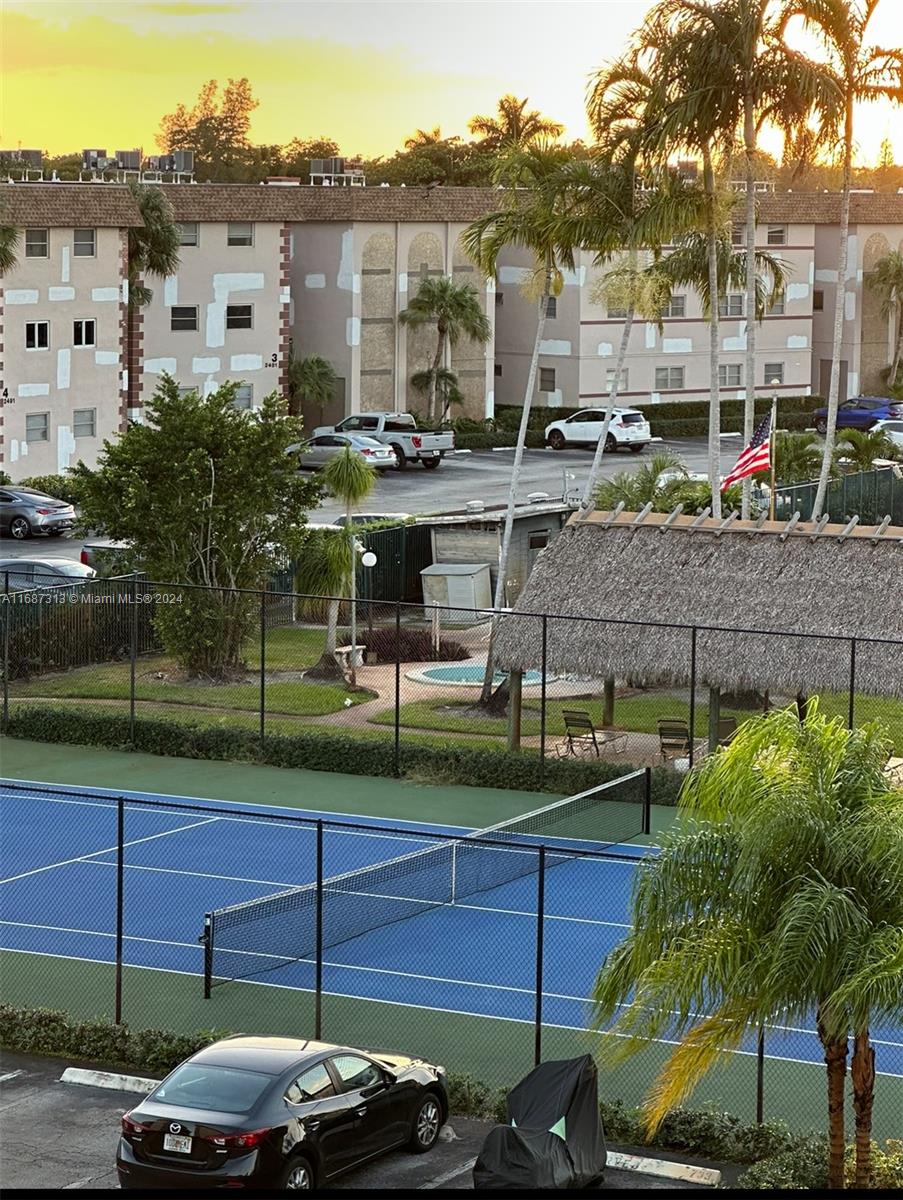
[454,430,545,451]
[357,628,469,663]
[16,473,86,508]
[844,1140,903,1189]
[598,1101,794,1164]
[734,1134,829,1189]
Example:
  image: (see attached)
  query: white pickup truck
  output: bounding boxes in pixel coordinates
[313,412,455,470]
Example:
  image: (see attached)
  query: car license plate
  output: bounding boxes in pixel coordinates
[164,1133,192,1154]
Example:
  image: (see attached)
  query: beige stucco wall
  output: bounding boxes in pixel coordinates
[2,225,124,476]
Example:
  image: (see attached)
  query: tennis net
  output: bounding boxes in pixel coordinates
[203,767,649,992]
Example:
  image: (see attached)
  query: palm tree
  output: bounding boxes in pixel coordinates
[835,426,898,472]
[591,703,903,1189]
[462,143,577,702]
[778,0,903,520]
[295,528,353,681]
[0,199,19,274]
[403,127,456,151]
[398,278,491,422]
[286,353,337,421]
[773,429,825,482]
[867,249,903,388]
[593,449,688,512]
[126,182,180,416]
[468,95,564,150]
[320,447,377,686]
[410,366,464,424]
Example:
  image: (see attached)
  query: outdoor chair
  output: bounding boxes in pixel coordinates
[658,718,692,762]
[717,717,738,746]
[556,709,627,759]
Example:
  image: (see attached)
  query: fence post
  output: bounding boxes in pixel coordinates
[642,766,652,836]
[534,847,546,1066]
[129,575,137,745]
[539,616,548,789]
[848,638,856,731]
[756,1026,765,1124]
[394,603,401,778]
[115,796,125,1024]
[259,589,266,748]
[315,820,324,1040]
[688,626,698,767]
[2,578,9,733]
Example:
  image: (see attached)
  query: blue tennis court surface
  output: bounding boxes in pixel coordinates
[1,777,901,1083]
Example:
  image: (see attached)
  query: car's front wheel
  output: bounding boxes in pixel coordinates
[9,517,31,540]
[547,430,566,450]
[815,418,828,434]
[409,1093,442,1153]
[277,1156,315,1190]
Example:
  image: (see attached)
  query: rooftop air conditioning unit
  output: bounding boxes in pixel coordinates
[157,154,176,172]
[82,149,107,170]
[172,150,194,172]
[116,149,141,171]
[527,492,550,504]
[310,159,325,175]
[465,500,485,513]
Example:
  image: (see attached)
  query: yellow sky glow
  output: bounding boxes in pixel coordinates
[3,0,901,165]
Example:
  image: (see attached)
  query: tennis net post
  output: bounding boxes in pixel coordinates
[643,766,652,836]
[202,913,215,1000]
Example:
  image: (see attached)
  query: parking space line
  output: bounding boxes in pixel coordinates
[420,1158,477,1188]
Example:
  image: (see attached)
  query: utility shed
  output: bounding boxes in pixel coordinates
[494,510,903,699]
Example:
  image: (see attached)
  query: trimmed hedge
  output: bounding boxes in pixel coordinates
[15,473,85,508]
[455,430,546,451]
[2,705,683,806]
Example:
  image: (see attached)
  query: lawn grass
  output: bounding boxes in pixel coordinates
[245,624,326,669]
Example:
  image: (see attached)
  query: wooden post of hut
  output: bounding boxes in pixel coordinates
[708,686,721,754]
[507,669,523,751]
[602,677,615,727]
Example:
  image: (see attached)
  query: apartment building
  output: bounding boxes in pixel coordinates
[0,184,141,475]
[494,193,903,411]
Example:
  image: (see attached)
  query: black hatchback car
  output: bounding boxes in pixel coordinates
[117,1035,448,1190]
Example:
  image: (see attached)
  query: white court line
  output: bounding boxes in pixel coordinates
[0,817,220,885]
[4,947,900,1077]
[4,923,901,1052]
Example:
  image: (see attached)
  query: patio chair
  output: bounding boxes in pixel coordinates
[556,710,627,758]
[717,717,738,746]
[658,718,691,762]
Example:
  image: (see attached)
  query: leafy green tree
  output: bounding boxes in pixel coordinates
[867,249,903,387]
[294,529,353,680]
[286,354,338,421]
[157,78,259,180]
[591,704,903,1189]
[773,430,825,483]
[72,376,319,678]
[835,427,900,471]
[468,94,564,150]
[0,198,19,274]
[778,0,903,520]
[399,278,491,421]
[320,447,377,686]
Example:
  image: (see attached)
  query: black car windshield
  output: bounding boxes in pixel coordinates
[151,1064,272,1113]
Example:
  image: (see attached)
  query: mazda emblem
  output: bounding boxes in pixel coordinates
[169,1122,182,1134]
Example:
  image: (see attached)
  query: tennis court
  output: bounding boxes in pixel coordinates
[1,773,901,1138]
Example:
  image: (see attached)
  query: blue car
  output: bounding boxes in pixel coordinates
[814,396,903,434]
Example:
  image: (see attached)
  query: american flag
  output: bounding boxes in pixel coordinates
[721,411,772,491]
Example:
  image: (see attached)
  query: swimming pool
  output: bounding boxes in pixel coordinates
[406,664,552,687]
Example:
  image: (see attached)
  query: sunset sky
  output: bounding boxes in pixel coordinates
[4,0,901,164]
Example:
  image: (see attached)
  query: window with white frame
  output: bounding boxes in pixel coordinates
[655,366,685,390]
[718,293,745,318]
[171,306,198,332]
[719,363,743,387]
[25,412,50,442]
[731,226,743,245]
[766,225,787,245]
[73,319,96,347]
[73,408,96,438]
[25,228,49,257]
[177,386,198,398]
[539,367,556,392]
[764,362,785,385]
[26,321,50,350]
[73,228,96,257]
[663,294,686,318]
[177,222,199,247]
[233,384,253,409]
[546,295,557,318]
[227,222,254,247]
[606,367,629,393]
[226,304,253,330]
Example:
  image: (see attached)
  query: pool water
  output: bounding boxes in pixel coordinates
[417,664,549,686]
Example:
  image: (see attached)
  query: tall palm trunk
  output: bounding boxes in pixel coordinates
[742,97,758,520]
[703,146,723,520]
[480,271,550,703]
[817,1009,848,1190]
[812,99,854,521]
[851,1029,875,1188]
[428,326,447,422]
[581,298,637,511]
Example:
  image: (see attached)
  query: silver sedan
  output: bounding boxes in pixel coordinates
[292,434,398,471]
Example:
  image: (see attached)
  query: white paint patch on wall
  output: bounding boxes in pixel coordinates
[597,342,614,357]
[144,357,177,374]
[57,349,71,390]
[815,269,838,283]
[61,246,70,283]
[280,285,291,305]
[94,351,119,366]
[121,369,129,393]
[57,425,76,472]
[5,290,39,305]
[337,229,356,291]
[809,261,815,285]
[848,372,859,396]
[539,339,572,355]
[484,277,495,294]
[206,273,265,348]
[346,316,360,347]
[163,276,178,307]
[845,291,856,321]
[91,287,119,302]
[289,232,295,260]
[786,283,810,301]
[546,389,564,408]
[48,287,76,302]
[498,266,532,285]
[787,335,809,349]
[562,267,587,287]
[17,383,50,397]
[663,338,693,354]
[723,335,747,352]
[121,279,129,305]
[230,354,263,371]
[203,379,219,398]
[651,392,662,403]
[193,356,221,374]
[9,440,19,463]
[645,323,657,350]
[304,273,326,289]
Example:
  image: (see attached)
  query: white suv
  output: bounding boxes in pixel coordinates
[545,407,651,453]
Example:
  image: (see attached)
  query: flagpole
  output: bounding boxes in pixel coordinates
[768,384,778,521]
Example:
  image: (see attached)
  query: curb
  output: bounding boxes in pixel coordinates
[60,1067,158,1094]
[608,1150,722,1186]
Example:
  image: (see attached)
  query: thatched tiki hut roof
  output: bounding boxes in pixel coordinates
[495,511,903,699]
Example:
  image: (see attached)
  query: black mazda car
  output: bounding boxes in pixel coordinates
[116,1035,448,1190]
